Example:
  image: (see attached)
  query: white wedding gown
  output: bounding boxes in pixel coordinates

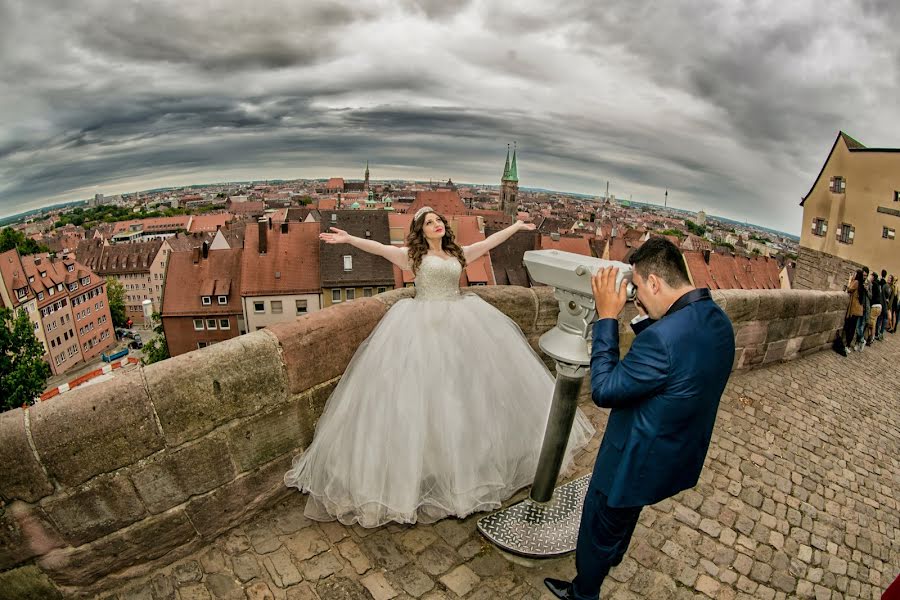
[283,254,595,527]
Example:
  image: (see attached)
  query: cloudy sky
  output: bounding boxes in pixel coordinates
[1,0,899,233]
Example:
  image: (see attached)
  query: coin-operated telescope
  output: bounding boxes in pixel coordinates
[477,250,635,558]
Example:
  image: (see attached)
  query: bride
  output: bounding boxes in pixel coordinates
[283,206,595,527]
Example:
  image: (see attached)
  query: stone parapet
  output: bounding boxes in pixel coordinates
[0,286,847,597]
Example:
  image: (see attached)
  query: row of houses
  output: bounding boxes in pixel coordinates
[0,249,116,376]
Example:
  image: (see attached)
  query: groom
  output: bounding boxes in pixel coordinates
[544,238,735,600]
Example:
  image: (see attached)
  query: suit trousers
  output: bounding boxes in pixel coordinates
[572,487,643,600]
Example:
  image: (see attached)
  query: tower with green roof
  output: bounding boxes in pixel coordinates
[500,143,519,217]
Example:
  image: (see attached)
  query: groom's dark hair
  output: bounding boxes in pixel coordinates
[629,237,691,288]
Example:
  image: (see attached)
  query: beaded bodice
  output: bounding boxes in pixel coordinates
[414,255,462,300]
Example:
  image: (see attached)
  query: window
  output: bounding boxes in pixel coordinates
[811,218,828,237]
[254,301,265,313]
[48,287,54,296]
[67,264,74,272]
[40,271,46,278]
[271,300,283,314]
[219,319,230,330]
[363,288,373,297]
[28,275,34,283]
[895,191,900,203]
[345,288,355,301]
[883,227,896,240]
[206,319,217,330]
[343,255,353,271]
[198,341,209,349]
[57,284,63,291]
[15,288,27,300]
[332,289,342,303]
[193,319,204,330]
[377,287,387,294]
[296,299,308,314]
[331,213,337,223]
[202,296,211,306]
[837,223,854,244]
[829,176,846,193]
[217,295,227,305]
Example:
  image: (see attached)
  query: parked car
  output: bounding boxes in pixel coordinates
[128,340,143,350]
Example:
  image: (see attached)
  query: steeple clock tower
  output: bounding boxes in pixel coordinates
[364,161,370,191]
[500,143,519,217]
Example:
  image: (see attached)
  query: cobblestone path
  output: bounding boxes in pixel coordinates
[108,332,899,600]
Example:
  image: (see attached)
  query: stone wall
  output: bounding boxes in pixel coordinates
[0,286,847,597]
[794,246,864,291]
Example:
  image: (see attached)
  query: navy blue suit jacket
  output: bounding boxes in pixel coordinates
[589,289,735,508]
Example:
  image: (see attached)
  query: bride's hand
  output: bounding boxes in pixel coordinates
[319,227,351,244]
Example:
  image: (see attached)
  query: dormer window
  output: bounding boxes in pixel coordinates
[343,255,352,271]
[28,275,34,283]
[67,264,74,272]
[829,176,846,193]
[37,292,44,301]
[202,296,212,306]
[68,283,78,292]
[48,287,55,296]
[217,295,227,305]
[15,288,27,300]
[57,284,63,291]
[81,276,90,285]
[40,271,47,278]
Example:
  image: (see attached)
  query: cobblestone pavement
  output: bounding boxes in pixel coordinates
[109,333,899,600]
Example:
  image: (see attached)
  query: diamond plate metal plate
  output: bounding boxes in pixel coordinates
[476,474,591,558]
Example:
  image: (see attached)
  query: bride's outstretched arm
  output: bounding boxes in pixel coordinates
[463,220,536,263]
[320,227,409,269]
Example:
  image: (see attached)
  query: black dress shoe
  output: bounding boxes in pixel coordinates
[544,578,576,599]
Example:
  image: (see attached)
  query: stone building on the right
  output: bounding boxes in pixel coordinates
[795,131,900,290]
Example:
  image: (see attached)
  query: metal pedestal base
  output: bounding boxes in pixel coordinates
[476,474,591,558]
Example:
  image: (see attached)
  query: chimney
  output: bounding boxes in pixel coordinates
[281,222,288,234]
[703,249,711,264]
[192,247,200,264]
[550,232,561,242]
[201,241,209,259]
[258,221,267,254]
[268,217,272,230]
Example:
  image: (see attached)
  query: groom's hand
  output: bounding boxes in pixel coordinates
[592,266,628,320]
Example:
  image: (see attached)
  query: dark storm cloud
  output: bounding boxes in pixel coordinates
[2,0,899,233]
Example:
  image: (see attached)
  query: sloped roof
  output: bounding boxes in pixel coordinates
[76,239,163,275]
[408,190,468,217]
[162,248,243,316]
[241,221,320,295]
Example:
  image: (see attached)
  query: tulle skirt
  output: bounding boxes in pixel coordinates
[283,294,596,528]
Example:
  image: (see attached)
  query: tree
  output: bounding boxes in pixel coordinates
[141,312,170,365]
[1,307,51,412]
[106,277,127,327]
[685,220,707,237]
[0,227,50,255]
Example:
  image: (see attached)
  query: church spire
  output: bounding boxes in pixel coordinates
[508,142,518,182]
[364,160,370,191]
[502,144,511,180]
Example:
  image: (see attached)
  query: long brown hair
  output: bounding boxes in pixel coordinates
[406,211,466,275]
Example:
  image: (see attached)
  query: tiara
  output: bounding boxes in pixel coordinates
[414,206,434,221]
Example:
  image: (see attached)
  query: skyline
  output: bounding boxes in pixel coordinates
[2,1,900,234]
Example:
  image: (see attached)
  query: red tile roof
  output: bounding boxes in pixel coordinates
[188,213,233,233]
[539,235,592,256]
[162,248,243,316]
[240,221,320,295]
[0,249,31,305]
[112,216,190,234]
[317,198,338,211]
[326,178,344,190]
[408,191,468,217]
